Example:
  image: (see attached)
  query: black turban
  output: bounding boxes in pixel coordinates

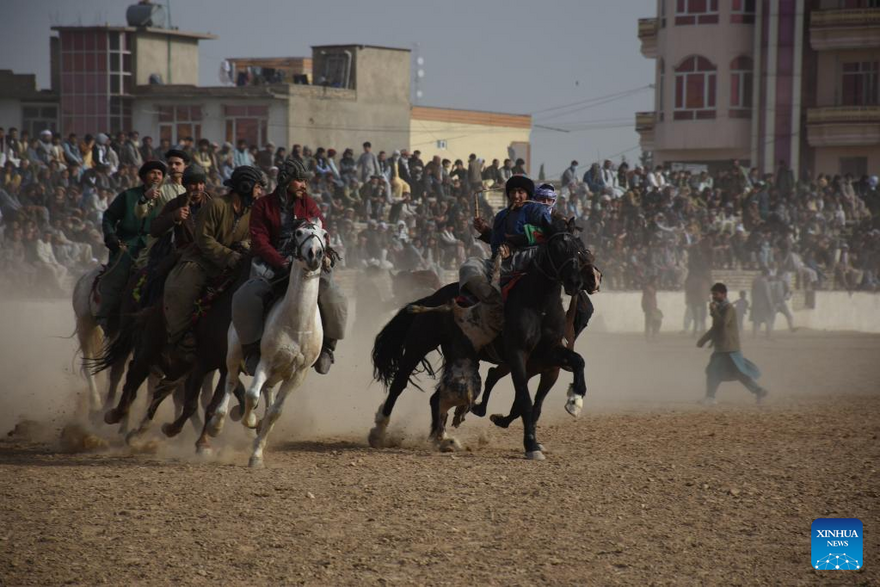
[138,160,167,180]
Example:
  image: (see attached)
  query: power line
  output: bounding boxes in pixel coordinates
[529,84,653,116]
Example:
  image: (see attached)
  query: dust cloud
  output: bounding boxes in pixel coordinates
[2,292,880,461]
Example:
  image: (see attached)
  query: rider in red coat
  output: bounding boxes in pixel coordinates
[231,158,348,375]
[250,182,325,271]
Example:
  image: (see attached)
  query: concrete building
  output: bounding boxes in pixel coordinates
[0,2,530,168]
[636,0,880,177]
[410,106,532,166]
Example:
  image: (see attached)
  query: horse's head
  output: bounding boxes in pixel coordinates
[282,219,326,273]
[541,217,585,296]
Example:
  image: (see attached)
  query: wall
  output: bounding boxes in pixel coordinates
[813,145,880,176]
[132,33,200,86]
[0,99,22,129]
[410,116,531,165]
[651,0,755,162]
[585,291,880,334]
[132,96,288,147]
[815,49,880,106]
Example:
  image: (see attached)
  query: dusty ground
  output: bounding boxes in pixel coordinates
[1,300,879,585]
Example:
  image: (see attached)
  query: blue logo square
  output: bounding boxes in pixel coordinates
[812,518,863,570]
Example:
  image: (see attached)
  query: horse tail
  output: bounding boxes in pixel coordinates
[372,304,418,388]
[372,283,458,388]
[84,309,148,376]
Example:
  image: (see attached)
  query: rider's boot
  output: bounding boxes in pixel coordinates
[242,341,261,376]
[314,338,336,374]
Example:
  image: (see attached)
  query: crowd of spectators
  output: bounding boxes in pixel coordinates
[1,124,879,296]
[564,158,880,292]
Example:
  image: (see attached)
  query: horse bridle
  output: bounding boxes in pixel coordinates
[283,221,325,268]
[535,232,584,284]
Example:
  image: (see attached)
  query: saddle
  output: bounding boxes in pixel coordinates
[190,270,239,325]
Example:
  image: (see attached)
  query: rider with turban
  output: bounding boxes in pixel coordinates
[232,156,348,376]
[163,165,264,362]
[95,160,168,331]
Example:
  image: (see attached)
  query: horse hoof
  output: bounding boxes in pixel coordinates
[248,455,264,469]
[368,427,385,449]
[536,443,546,452]
[104,409,122,425]
[437,438,461,453]
[489,414,510,429]
[206,414,225,438]
[196,444,213,458]
[565,395,584,418]
[229,405,243,422]
[124,429,142,446]
[161,423,181,438]
[525,450,546,461]
[470,403,487,418]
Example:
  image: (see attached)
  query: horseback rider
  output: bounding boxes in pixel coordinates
[163,165,263,362]
[232,156,348,375]
[95,159,168,331]
[134,149,189,268]
[461,175,554,303]
[139,164,213,307]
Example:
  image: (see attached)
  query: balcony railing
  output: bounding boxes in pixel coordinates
[638,18,658,58]
[806,106,880,124]
[810,8,880,50]
[810,8,880,28]
[635,111,656,131]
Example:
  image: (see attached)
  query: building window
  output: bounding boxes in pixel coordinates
[674,56,716,120]
[731,0,756,23]
[159,105,203,144]
[59,30,109,135]
[841,61,879,106]
[660,0,667,28]
[675,0,719,25]
[436,139,447,150]
[658,59,666,121]
[224,105,269,146]
[730,56,754,118]
[22,105,59,137]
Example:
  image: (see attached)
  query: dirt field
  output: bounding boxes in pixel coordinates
[1,300,879,585]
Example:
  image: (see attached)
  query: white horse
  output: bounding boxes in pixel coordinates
[212,221,326,467]
[72,267,125,418]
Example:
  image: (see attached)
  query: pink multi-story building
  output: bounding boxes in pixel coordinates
[636,0,880,178]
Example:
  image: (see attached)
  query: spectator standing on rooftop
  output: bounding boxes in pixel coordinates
[512,158,526,175]
[499,158,513,182]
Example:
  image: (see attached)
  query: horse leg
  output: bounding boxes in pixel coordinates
[126,375,178,444]
[507,349,543,460]
[242,362,270,430]
[471,365,508,418]
[104,354,148,427]
[369,345,431,449]
[161,368,202,438]
[547,347,587,418]
[531,368,560,426]
[103,352,127,411]
[196,372,228,455]
[77,316,103,415]
[200,371,215,410]
[249,371,304,468]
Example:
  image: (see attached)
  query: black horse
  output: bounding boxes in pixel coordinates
[89,259,249,448]
[371,217,589,459]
